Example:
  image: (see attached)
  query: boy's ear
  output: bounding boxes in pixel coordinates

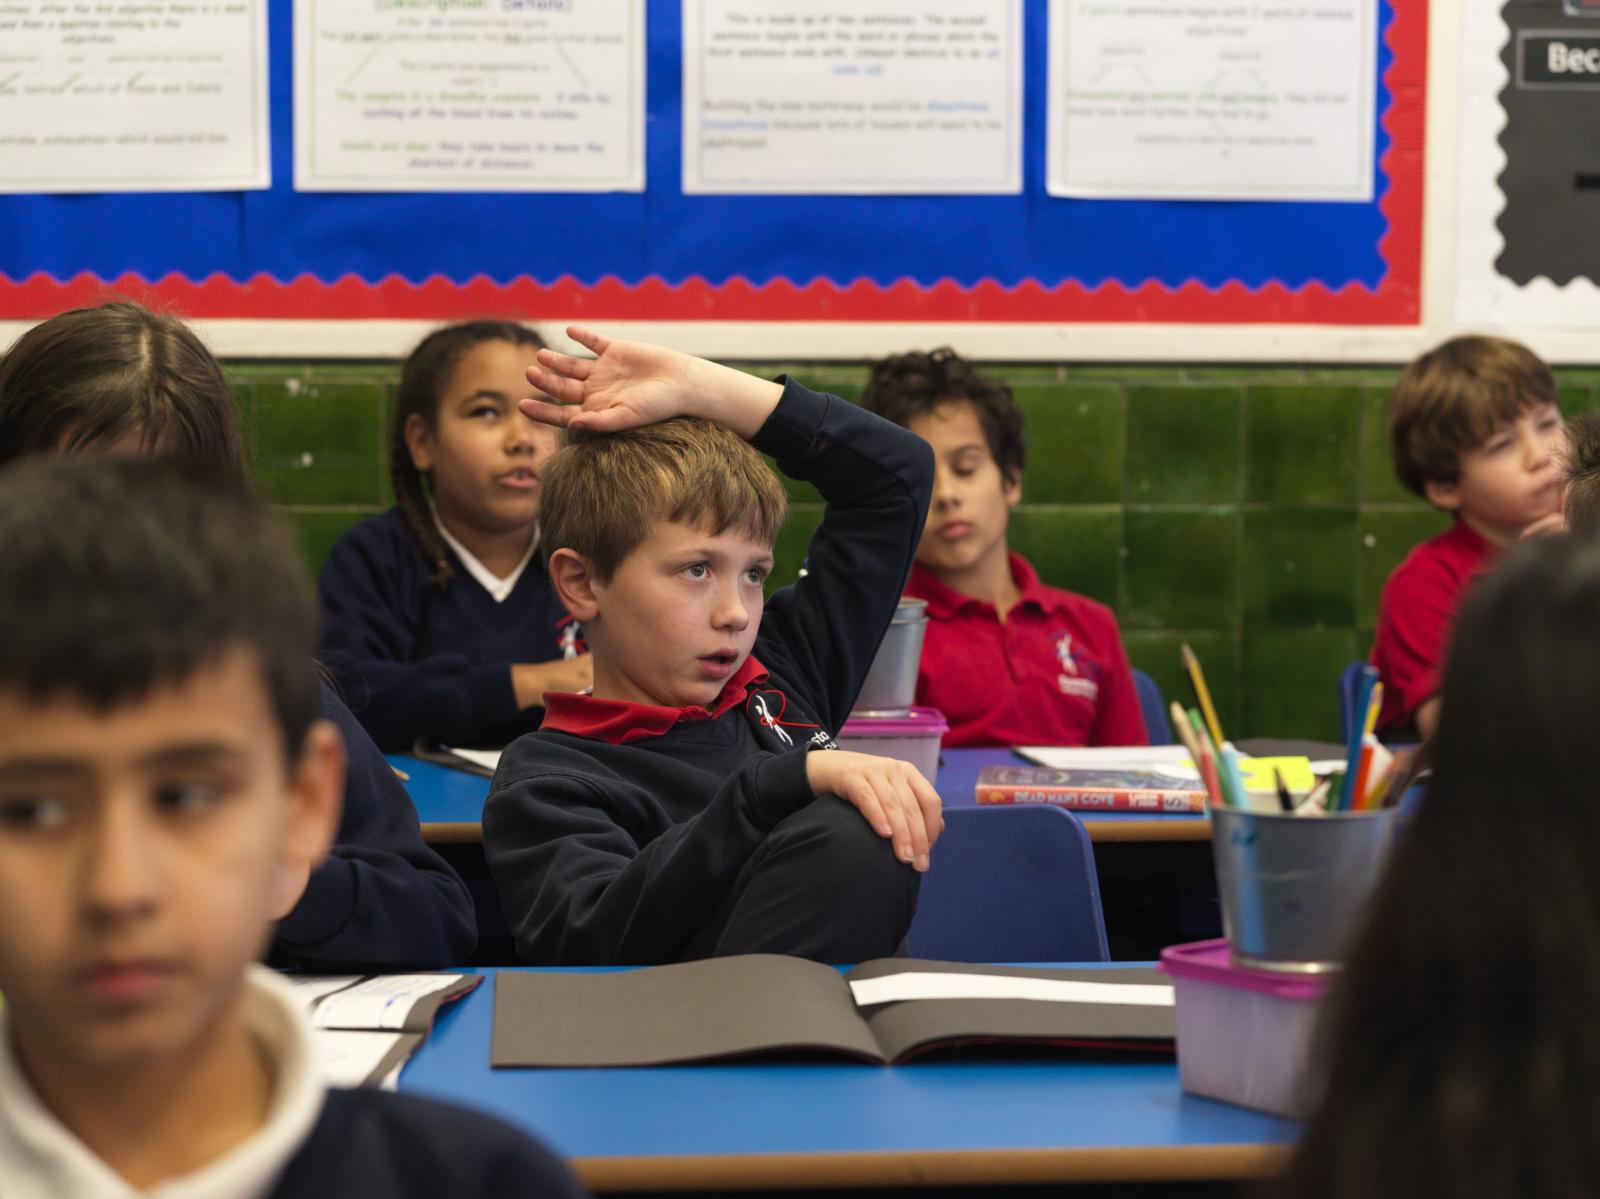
[269,719,344,921]
[402,413,435,473]
[549,547,601,622]
[1423,476,1462,513]
[1003,470,1023,509]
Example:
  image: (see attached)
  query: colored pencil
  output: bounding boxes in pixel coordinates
[1337,665,1380,810]
[1273,766,1295,813]
[1181,644,1226,748]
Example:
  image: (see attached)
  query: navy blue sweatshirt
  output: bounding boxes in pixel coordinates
[268,1087,586,1198]
[268,679,477,971]
[484,380,934,965]
[317,507,575,751]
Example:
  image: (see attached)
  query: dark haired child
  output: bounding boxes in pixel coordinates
[0,458,584,1198]
[1563,411,1600,536]
[318,320,590,752]
[485,327,940,965]
[1372,335,1566,738]
[1280,533,1600,1199]
[859,349,1145,748]
[0,301,476,971]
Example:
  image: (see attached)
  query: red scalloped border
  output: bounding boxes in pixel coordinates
[0,1,1422,326]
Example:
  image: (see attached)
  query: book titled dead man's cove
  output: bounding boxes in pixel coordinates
[975,765,1207,813]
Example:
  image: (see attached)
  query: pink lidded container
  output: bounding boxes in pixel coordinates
[1159,938,1331,1118]
[837,707,948,781]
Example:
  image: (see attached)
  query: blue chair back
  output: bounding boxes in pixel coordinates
[1132,668,1174,745]
[906,806,1109,963]
[1338,660,1367,743]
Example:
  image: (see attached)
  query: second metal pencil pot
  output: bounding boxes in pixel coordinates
[1209,804,1401,974]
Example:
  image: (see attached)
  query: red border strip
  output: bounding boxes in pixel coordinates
[0,2,1423,327]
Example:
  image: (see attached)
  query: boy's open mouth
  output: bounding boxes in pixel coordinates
[499,467,539,490]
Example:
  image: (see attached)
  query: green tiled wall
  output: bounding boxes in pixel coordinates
[227,359,1600,742]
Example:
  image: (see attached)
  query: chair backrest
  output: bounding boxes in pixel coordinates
[1338,660,1367,743]
[1132,668,1174,746]
[905,806,1110,963]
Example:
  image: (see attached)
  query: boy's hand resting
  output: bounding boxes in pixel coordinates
[805,750,943,873]
[512,654,594,710]
[520,325,781,439]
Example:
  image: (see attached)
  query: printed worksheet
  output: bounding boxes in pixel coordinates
[0,0,269,192]
[682,0,1022,194]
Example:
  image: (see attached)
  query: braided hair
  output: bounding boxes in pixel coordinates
[392,321,546,589]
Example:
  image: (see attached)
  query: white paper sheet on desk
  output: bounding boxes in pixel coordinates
[442,746,501,774]
[849,972,1175,1008]
[313,1029,413,1088]
[288,975,363,1007]
[1016,745,1200,779]
[307,974,465,1031]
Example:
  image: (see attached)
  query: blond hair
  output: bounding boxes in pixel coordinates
[539,417,788,582]
[1389,335,1556,498]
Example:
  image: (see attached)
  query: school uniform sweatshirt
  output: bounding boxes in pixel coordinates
[484,379,934,966]
[318,507,574,751]
[268,678,477,971]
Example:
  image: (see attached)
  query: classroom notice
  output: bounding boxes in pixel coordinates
[682,0,1022,195]
[1046,0,1377,201]
[0,0,269,193]
[293,0,644,193]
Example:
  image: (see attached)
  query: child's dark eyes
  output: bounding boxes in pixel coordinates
[153,780,225,815]
[0,794,68,832]
[683,562,709,580]
[744,566,769,585]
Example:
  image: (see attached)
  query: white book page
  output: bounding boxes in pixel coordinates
[288,975,364,1008]
[682,0,1022,194]
[312,1030,410,1089]
[850,972,1175,1008]
[309,974,465,1031]
[443,747,502,774]
[0,0,269,192]
[1016,745,1199,780]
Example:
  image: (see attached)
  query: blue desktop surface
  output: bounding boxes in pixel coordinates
[398,966,1297,1190]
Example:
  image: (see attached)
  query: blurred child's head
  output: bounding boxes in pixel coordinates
[1388,335,1565,544]
[1281,533,1600,1198]
[861,349,1023,580]
[0,457,341,1080]
[394,321,555,587]
[1563,411,1600,537]
[0,301,243,473]
[539,418,787,708]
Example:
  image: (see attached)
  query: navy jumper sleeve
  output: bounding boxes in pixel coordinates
[269,679,478,970]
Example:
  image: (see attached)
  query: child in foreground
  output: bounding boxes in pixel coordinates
[485,328,941,965]
[1281,533,1600,1199]
[1372,335,1566,737]
[0,458,582,1197]
[0,301,476,971]
[859,349,1146,747]
[319,321,590,752]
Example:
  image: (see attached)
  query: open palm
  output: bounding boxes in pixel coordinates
[520,326,694,434]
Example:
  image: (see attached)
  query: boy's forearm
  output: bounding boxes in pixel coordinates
[681,357,783,439]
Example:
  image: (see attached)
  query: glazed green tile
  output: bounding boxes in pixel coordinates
[283,508,376,577]
[1014,383,1123,504]
[1066,365,1185,382]
[255,380,386,506]
[1125,386,1243,505]
[1355,508,1452,631]
[1008,505,1121,606]
[768,505,824,595]
[979,364,1067,384]
[1122,630,1239,738]
[1121,509,1239,630]
[1554,368,1600,386]
[1559,383,1595,418]
[1244,385,1360,505]
[1239,628,1360,740]
[1240,508,1358,627]
[1185,366,1306,384]
[1359,386,1421,506]
[1306,367,1405,386]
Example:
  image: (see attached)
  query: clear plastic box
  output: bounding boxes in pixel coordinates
[836,707,948,782]
[1158,938,1330,1118]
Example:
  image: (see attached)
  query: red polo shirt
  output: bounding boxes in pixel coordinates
[903,553,1148,748]
[1371,520,1497,732]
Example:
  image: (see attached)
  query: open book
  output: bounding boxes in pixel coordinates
[492,957,1173,1068]
[410,738,502,777]
[291,973,480,1087]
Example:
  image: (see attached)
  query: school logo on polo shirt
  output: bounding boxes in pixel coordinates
[746,688,837,751]
[1054,633,1099,701]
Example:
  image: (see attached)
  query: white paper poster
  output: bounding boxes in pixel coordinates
[682,0,1022,195]
[1046,0,1376,201]
[0,0,269,193]
[294,0,644,193]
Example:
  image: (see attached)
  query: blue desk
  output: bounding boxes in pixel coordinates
[399,966,1296,1192]
[393,747,1210,846]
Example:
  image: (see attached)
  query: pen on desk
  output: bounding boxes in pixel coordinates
[1273,766,1295,813]
[391,765,410,782]
[1180,644,1226,748]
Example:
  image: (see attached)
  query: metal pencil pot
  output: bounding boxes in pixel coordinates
[851,597,929,717]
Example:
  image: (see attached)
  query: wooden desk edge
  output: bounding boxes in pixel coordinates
[421,821,483,844]
[574,1143,1290,1192]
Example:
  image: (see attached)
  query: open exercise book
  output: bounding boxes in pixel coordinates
[492,957,1174,1068]
[292,973,480,1088]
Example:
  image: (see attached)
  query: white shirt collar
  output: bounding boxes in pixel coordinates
[429,503,538,604]
[0,965,325,1199]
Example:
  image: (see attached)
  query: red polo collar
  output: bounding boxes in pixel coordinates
[907,553,1071,619]
[540,655,770,744]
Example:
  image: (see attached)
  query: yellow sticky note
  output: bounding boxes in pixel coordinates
[1237,756,1316,794]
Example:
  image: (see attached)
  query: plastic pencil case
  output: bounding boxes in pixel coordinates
[836,707,948,781]
[1158,938,1330,1118]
